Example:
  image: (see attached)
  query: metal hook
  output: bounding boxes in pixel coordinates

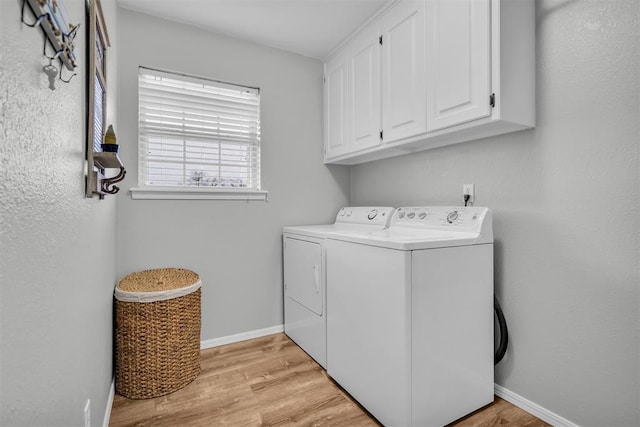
[100,167,127,195]
[42,36,63,61]
[41,37,75,84]
[62,24,80,43]
[21,0,48,28]
[59,66,76,84]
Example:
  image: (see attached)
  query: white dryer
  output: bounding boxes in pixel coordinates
[326,206,494,426]
[283,206,394,368]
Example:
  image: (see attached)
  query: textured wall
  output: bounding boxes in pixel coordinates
[0,0,118,425]
[350,1,639,425]
[116,9,350,341]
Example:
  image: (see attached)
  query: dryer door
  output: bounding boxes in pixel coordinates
[284,237,323,316]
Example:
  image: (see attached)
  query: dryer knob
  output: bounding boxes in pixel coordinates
[447,210,459,224]
[346,210,352,217]
[407,212,416,219]
[398,211,406,219]
[418,212,427,220]
[368,209,378,220]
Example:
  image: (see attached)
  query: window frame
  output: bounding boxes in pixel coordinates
[130,67,267,201]
[85,0,110,198]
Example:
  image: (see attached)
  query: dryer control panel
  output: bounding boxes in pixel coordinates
[335,207,395,226]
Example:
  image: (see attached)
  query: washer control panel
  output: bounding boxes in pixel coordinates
[335,207,395,226]
[391,206,488,231]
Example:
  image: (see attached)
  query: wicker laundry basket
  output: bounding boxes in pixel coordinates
[115,268,201,399]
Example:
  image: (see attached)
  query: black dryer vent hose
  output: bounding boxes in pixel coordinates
[494,295,509,365]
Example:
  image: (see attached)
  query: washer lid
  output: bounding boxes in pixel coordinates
[327,228,484,250]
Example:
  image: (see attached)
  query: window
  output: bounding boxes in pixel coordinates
[131,67,266,200]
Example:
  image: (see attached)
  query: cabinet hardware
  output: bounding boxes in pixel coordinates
[490,93,495,108]
[380,130,384,140]
[379,35,383,45]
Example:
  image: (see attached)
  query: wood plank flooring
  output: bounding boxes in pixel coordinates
[110,333,549,427]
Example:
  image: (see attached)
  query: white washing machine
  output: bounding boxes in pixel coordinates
[283,206,395,368]
[326,206,494,426]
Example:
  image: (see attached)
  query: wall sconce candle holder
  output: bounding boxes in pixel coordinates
[87,152,126,199]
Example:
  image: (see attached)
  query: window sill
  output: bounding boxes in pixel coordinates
[129,187,268,201]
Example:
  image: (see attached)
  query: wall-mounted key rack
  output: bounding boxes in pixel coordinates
[21,0,79,89]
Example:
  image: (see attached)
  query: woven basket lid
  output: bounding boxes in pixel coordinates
[115,268,201,303]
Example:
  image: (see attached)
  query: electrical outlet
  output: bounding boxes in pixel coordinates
[84,399,91,427]
[463,184,475,204]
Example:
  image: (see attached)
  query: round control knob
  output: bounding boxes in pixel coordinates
[446,210,459,224]
[398,211,406,219]
[418,212,427,220]
[368,209,378,220]
[339,208,346,216]
[346,210,352,217]
[407,212,416,219]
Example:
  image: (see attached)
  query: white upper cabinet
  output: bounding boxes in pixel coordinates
[324,0,535,165]
[349,24,382,153]
[324,25,382,160]
[425,0,490,132]
[324,52,349,159]
[381,0,427,143]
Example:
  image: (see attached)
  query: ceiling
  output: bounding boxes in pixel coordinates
[117,0,388,59]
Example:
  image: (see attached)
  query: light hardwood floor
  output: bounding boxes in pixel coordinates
[110,333,549,427]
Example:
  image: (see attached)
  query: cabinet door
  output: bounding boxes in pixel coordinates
[324,55,349,159]
[349,25,382,152]
[381,0,427,144]
[426,0,491,132]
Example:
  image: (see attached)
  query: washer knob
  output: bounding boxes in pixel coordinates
[446,210,459,224]
[339,208,346,216]
[346,210,352,217]
[398,211,406,219]
[418,212,427,220]
[407,212,416,219]
[368,209,378,220]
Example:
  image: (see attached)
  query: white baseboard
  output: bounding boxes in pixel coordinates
[495,384,579,427]
[200,324,284,350]
[102,377,115,427]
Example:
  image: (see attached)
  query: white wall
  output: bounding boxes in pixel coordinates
[116,9,350,340]
[350,1,639,425]
[0,0,119,425]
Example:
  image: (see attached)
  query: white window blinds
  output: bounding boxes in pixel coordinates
[138,67,261,191]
